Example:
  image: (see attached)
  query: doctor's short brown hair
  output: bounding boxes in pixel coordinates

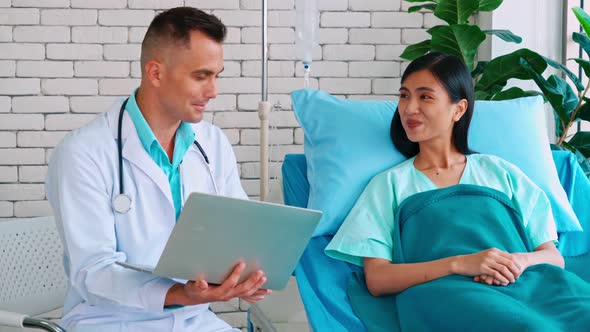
[140,7,227,71]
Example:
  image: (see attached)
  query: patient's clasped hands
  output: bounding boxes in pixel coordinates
[453,248,528,286]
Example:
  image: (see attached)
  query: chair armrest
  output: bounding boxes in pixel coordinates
[0,310,66,332]
[23,317,67,332]
[0,310,26,327]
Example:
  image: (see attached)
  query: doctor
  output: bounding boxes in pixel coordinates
[46,7,269,332]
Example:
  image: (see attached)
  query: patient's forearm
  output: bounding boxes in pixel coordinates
[363,257,457,296]
[520,241,564,269]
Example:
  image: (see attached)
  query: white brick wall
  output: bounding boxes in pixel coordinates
[0,132,16,147]
[17,61,74,78]
[0,0,426,327]
[13,26,70,42]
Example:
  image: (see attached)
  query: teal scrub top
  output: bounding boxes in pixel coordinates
[125,90,195,220]
[325,154,558,267]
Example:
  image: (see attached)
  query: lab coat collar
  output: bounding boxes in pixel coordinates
[107,97,174,207]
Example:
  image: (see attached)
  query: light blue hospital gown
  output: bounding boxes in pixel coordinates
[325,153,558,266]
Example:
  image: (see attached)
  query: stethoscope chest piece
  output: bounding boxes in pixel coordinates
[113,193,132,214]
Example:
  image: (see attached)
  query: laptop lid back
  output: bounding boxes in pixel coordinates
[153,192,321,290]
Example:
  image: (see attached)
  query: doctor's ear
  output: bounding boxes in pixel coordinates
[144,60,163,88]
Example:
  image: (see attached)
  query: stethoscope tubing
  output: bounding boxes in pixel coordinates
[114,98,214,214]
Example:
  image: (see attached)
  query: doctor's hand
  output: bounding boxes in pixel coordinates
[165,262,271,307]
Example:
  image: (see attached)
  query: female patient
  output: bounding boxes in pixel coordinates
[326,52,590,331]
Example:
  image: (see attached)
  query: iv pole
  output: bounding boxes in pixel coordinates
[258,0,271,201]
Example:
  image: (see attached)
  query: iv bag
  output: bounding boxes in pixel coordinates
[295,0,318,65]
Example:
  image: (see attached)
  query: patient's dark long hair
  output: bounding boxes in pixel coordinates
[391,52,475,158]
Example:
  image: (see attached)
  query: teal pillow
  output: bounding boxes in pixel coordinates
[291,89,582,237]
[468,97,581,233]
[292,89,404,236]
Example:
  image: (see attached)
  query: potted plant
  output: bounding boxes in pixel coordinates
[401,0,590,177]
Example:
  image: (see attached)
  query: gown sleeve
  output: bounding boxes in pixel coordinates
[325,171,398,266]
[500,159,559,249]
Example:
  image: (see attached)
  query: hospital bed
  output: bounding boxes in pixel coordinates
[249,150,590,331]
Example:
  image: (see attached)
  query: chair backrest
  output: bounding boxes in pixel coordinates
[0,217,68,316]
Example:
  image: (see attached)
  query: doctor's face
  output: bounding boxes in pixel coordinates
[398,69,466,145]
[158,30,223,123]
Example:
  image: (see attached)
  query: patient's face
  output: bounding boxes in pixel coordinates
[398,69,462,144]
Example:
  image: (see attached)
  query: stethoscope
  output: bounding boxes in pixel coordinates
[112,98,217,214]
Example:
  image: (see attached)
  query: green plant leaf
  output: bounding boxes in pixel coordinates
[579,102,590,122]
[573,7,590,38]
[572,58,590,78]
[479,0,503,11]
[408,4,437,12]
[428,24,486,70]
[475,48,547,92]
[475,83,505,100]
[434,0,479,25]
[471,60,488,77]
[543,56,585,92]
[519,58,578,127]
[572,32,590,58]
[400,39,432,61]
[475,90,492,100]
[547,75,580,120]
[490,87,543,101]
[555,112,564,138]
[561,141,590,179]
[482,29,522,43]
[569,131,590,157]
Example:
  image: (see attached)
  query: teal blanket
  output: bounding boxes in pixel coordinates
[351,185,590,332]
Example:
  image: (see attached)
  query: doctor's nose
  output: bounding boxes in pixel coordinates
[204,78,218,99]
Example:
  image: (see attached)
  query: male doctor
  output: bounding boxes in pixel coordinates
[46,7,269,332]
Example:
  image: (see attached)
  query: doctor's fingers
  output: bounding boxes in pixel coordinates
[183,280,210,300]
[219,262,247,290]
[232,271,267,297]
[216,267,261,298]
[240,293,268,304]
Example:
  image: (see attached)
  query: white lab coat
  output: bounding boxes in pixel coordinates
[46,98,247,332]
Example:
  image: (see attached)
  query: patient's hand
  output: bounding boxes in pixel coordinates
[508,253,528,278]
[474,274,506,286]
[454,248,522,286]
[473,252,528,286]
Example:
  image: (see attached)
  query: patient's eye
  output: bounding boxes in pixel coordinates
[399,92,409,99]
[420,94,433,100]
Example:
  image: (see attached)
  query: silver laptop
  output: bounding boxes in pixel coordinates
[117,192,321,290]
